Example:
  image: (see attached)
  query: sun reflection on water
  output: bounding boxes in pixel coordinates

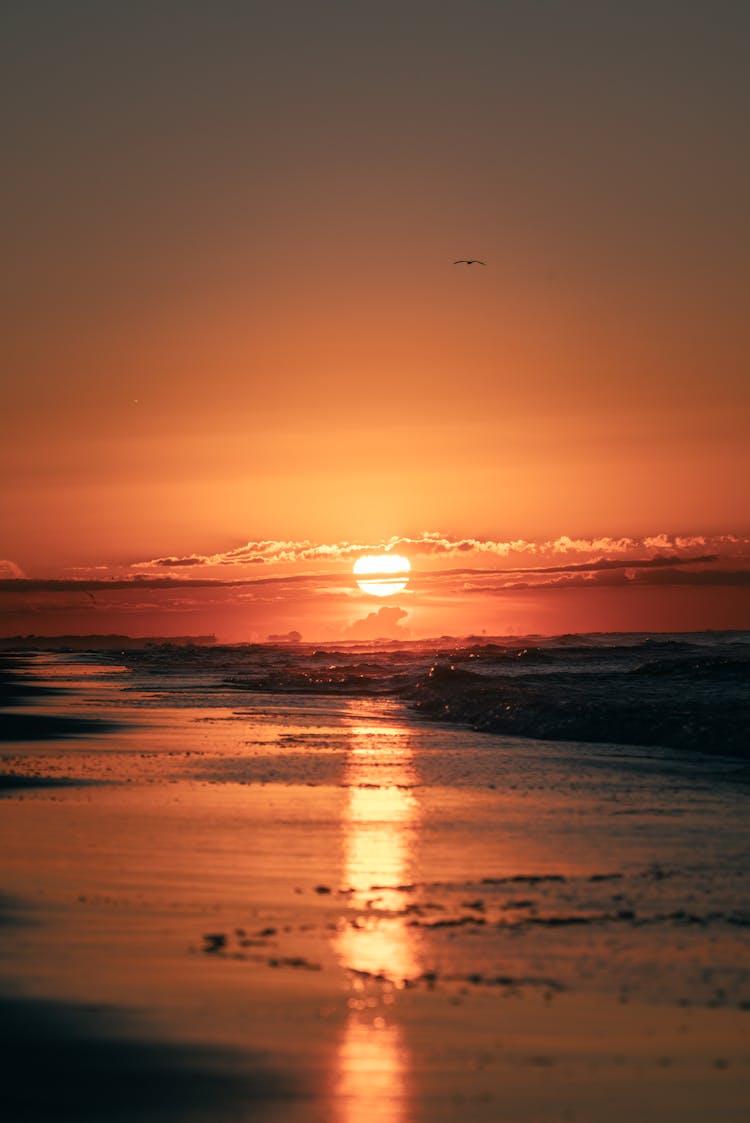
[334,1017,410,1123]
[332,714,420,1123]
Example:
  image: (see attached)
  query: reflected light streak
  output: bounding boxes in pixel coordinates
[339,784,421,980]
[334,1018,410,1123]
[337,720,420,979]
[332,715,420,1123]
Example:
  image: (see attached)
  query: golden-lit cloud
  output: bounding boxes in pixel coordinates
[0,560,25,579]
[2,531,749,642]
[133,531,749,572]
[344,605,410,641]
[3,536,748,602]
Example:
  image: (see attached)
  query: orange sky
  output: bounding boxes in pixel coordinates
[2,3,749,640]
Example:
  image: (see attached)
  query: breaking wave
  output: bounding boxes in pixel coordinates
[111,632,750,759]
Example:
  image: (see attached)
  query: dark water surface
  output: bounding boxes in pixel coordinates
[116,630,750,757]
[1,637,749,1122]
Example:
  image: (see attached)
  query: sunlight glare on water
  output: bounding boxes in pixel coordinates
[332,713,420,1123]
[334,1018,410,1123]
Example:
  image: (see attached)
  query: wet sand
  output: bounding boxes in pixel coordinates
[1,652,749,1121]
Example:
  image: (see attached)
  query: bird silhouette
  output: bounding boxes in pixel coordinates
[454,259,486,265]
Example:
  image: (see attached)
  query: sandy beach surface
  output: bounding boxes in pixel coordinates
[1,650,749,1121]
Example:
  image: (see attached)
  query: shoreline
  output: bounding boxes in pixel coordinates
[1,650,748,1121]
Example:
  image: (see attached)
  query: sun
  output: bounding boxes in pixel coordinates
[354,554,411,597]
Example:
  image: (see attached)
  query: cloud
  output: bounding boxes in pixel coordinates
[344,605,409,640]
[644,534,709,550]
[150,556,208,568]
[0,578,236,594]
[0,560,25,579]
[0,574,332,595]
[455,552,719,583]
[543,566,750,590]
[133,531,750,571]
[141,540,374,569]
[4,546,748,608]
[463,563,750,594]
[136,533,622,569]
[630,567,750,587]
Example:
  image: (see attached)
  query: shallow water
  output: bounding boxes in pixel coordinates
[1,648,749,1121]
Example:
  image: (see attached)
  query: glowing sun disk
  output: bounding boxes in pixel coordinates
[353,554,411,597]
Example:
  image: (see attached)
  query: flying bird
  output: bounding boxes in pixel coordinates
[454,259,486,265]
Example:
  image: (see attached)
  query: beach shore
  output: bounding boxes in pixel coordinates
[1,649,748,1121]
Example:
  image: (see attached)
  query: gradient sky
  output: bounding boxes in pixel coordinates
[2,1,749,640]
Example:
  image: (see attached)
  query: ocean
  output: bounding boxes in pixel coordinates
[1,633,749,1121]
[113,629,750,757]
